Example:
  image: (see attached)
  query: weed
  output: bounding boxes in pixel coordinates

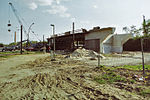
[139,89,150,96]
[94,72,127,84]
[94,77,107,84]
[130,79,136,84]
[116,65,150,70]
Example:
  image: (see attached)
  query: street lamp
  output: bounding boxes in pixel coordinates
[27,22,34,46]
[51,24,55,60]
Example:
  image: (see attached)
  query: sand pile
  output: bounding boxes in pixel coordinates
[71,48,105,59]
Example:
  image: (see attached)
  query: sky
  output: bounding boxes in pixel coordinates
[0,0,150,44]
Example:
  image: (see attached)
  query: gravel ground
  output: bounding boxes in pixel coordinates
[82,52,150,66]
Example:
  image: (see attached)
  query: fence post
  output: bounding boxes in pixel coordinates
[141,38,145,77]
[98,54,100,67]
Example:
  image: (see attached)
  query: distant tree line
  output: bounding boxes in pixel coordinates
[123,18,150,51]
[0,43,4,47]
[122,19,150,38]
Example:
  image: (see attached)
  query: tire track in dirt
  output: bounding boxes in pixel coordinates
[0,55,146,100]
[0,53,49,83]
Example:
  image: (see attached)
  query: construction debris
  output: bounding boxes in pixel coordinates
[70,48,105,60]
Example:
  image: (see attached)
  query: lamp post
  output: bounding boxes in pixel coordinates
[27,22,34,46]
[51,24,55,60]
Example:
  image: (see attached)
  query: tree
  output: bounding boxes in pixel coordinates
[122,27,130,33]
[143,19,150,36]
[0,43,4,47]
[123,25,142,37]
[8,42,17,46]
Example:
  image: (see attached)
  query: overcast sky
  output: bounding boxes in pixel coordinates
[0,0,150,44]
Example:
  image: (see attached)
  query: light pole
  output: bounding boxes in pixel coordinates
[27,22,34,46]
[51,24,55,60]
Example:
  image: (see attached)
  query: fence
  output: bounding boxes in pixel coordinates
[97,52,150,67]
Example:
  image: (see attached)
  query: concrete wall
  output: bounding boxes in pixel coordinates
[85,28,115,52]
[102,34,113,53]
[103,44,112,54]
[112,34,133,53]
[102,34,133,53]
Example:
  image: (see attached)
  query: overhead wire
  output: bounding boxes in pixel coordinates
[8,2,41,42]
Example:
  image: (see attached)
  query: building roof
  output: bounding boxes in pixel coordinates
[47,27,115,40]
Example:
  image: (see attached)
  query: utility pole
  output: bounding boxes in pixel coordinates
[43,35,46,54]
[97,42,101,67]
[143,15,147,36]
[14,31,16,43]
[43,35,45,47]
[141,15,146,77]
[141,38,145,77]
[72,22,75,50]
[51,24,55,60]
[20,25,23,54]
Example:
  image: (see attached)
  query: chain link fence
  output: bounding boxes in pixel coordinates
[99,52,150,66]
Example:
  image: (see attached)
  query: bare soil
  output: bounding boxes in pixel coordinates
[0,54,149,100]
[83,52,150,66]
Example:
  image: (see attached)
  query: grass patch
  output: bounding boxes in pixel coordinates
[0,51,20,54]
[0,55,13,58]
[0,51,43,55]
[130,79,136,84]
[94,71,127,84]
[116,65,150,70]
[0,51,43,60]
[95,66,137,84]
[139,89,150,96]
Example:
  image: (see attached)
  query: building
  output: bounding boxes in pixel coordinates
[47,26,133,53]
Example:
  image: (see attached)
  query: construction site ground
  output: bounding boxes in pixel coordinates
[0,52,150,100]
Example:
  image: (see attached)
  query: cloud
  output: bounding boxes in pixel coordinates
[25,0,71,18]
[71,18,76,22]
[56,0,60,4]
[80,20,90,24]
[60,13,70,18]
[26,0,53,9]
[44,5,70,18]
[28,2,38,10]
[37,0,53,6]
[56,0,71,4]
[93,5,98,9]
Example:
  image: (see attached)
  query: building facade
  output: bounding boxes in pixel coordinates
[47,27,132,53]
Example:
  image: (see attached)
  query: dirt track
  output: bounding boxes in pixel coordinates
[0,54,148,100]
[0,53,49,82]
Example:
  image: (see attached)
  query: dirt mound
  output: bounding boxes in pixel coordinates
[0,54,148,100]
[71,48,105,59]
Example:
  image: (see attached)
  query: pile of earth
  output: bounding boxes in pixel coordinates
[70,48,105,60]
